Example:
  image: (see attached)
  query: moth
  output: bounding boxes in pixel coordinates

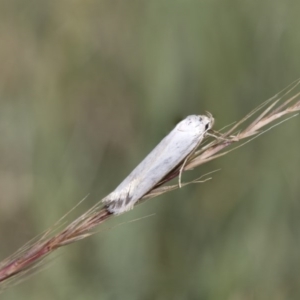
[103,114,214,214]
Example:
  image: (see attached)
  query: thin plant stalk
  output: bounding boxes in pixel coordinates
[0,80,300,288]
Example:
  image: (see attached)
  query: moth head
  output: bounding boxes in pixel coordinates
[177,114,214,133]
[201,112,214,132]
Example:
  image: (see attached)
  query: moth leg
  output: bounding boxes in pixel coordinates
[178,135,206,188]
[178,156,189,188]
[178,146,197,188]
[206,130,230,141]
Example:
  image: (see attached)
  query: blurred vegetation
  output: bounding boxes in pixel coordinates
[0,0,300,299]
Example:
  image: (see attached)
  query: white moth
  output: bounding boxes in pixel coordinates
[103,114,214,215]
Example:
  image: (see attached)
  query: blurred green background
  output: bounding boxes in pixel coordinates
[0,1,300,299]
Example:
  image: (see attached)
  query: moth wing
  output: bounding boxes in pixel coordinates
[103,127,203,214]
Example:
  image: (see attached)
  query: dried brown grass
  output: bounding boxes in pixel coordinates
[0,80,300,289]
